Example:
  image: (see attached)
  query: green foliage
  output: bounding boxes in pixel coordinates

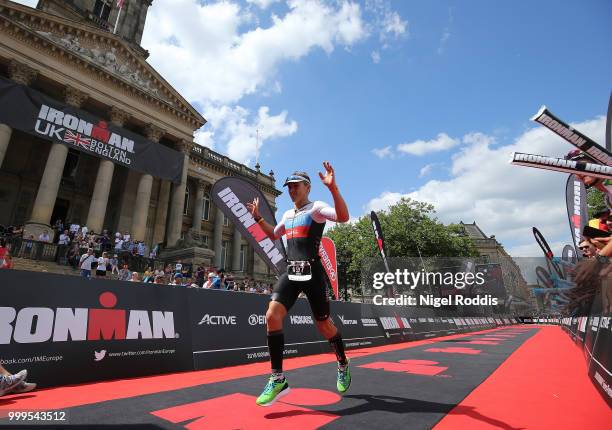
[326,197,478,290]
[587,188,607,218]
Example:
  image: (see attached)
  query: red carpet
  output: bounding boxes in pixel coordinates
[0,327,503,411]
[433,325,611,430]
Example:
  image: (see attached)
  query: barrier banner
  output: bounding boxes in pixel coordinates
[511,152,612,180]
[188,289,325,370]
[0,77,185,183]
[329,302,388,349]
[531,105,612,166]
[0,270,193,388]
[589,314,612,406]
[565,175,588,258]
[211,177,287,275]
[319,237,339,299]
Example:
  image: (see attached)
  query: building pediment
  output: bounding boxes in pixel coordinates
[0,0,205,130]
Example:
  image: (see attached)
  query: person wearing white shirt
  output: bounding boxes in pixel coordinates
[38,231,50,243]
[96,252,108,277]
[70,223,80,234]
[81,226,89,235]
[79,248,95,279]
[58,230,70,245]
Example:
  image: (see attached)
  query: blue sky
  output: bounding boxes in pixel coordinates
[15,0,612,256]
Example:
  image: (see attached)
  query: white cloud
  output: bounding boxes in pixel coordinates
[140,0,408,162]
[382,11,407,37]
[437,8,453,55]
[419,163,439,178]
[246,0,282,9]
[372,145,393,159]
[193,128,215,149]
[201,104,297,165]
[371,50,381,64]
[365,0,408,41]
[143,0,368,105]
[397,132,460,156]
[364,115,606,256]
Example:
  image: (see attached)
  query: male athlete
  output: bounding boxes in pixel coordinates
[247,161,351,406]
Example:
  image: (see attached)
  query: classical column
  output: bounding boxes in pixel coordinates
[166,140,191,247]
[85,106,129,233]
[26,85,87,238]
[0,124,12,169]
[1,62,37,170]
[130,124,164,241]
[213,207,224,267]
[152,180,171,245]
[192,180,205,232]
[231,228,242,271]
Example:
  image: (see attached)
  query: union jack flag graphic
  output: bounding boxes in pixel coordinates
[64,130,91,149]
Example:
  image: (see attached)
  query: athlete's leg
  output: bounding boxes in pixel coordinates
[305,264,351,393]
[257,274,299,406]
[266,300,288,376]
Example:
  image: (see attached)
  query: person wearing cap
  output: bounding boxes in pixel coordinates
[588,209,611,232]
[203,272,215,289]
[247,161,351,406]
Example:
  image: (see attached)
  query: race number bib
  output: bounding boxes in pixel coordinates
[287,261,312,281]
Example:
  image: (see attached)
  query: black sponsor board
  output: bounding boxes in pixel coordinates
[585,296,612,406]
[0,78,184,183]
[188,289,328,370]
[589,314,612,406]
[329,301,387,350]
[0,270,193,388]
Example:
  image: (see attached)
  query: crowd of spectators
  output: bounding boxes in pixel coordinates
[0,219,274,294]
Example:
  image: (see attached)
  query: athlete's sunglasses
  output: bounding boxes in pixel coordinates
[283,175,310,186]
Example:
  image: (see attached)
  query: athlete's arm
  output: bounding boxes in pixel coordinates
[318,161,350,223]
[247,197,285,240]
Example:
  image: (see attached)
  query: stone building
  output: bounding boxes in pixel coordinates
[0,0,280,280]
[458,222,534,312]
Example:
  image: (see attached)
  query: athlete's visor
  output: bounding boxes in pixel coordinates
[283,175,310,186]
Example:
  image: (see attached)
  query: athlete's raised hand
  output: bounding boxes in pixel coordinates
[318,161,336,189]
[247,197,261,219]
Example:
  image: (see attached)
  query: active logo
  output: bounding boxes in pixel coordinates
[248,314,266,326]
[94,350,107,362]
[198,314,237,326]
[0,292,175,344]
[338,315,357,325]
[290,315,314,325]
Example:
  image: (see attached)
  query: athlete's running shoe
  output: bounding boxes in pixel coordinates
[337,359,351,394]
[0,370,27,396]
[9,381,37,394]
[256,376,290,406]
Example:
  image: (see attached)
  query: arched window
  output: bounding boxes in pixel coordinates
[220,240,228,270]
[183,187,189,215]
[93,0,112,21]
[202,193,210,221]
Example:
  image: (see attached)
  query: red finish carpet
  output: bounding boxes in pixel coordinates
[0,326,609,429]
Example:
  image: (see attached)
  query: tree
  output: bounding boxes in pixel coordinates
[587,188,606,218]
[326,197,478,291]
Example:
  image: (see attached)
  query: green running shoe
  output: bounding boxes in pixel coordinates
[337,359,351,394]
[256,376,290,406]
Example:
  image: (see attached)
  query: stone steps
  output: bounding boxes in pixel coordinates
[12,258,80,277]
